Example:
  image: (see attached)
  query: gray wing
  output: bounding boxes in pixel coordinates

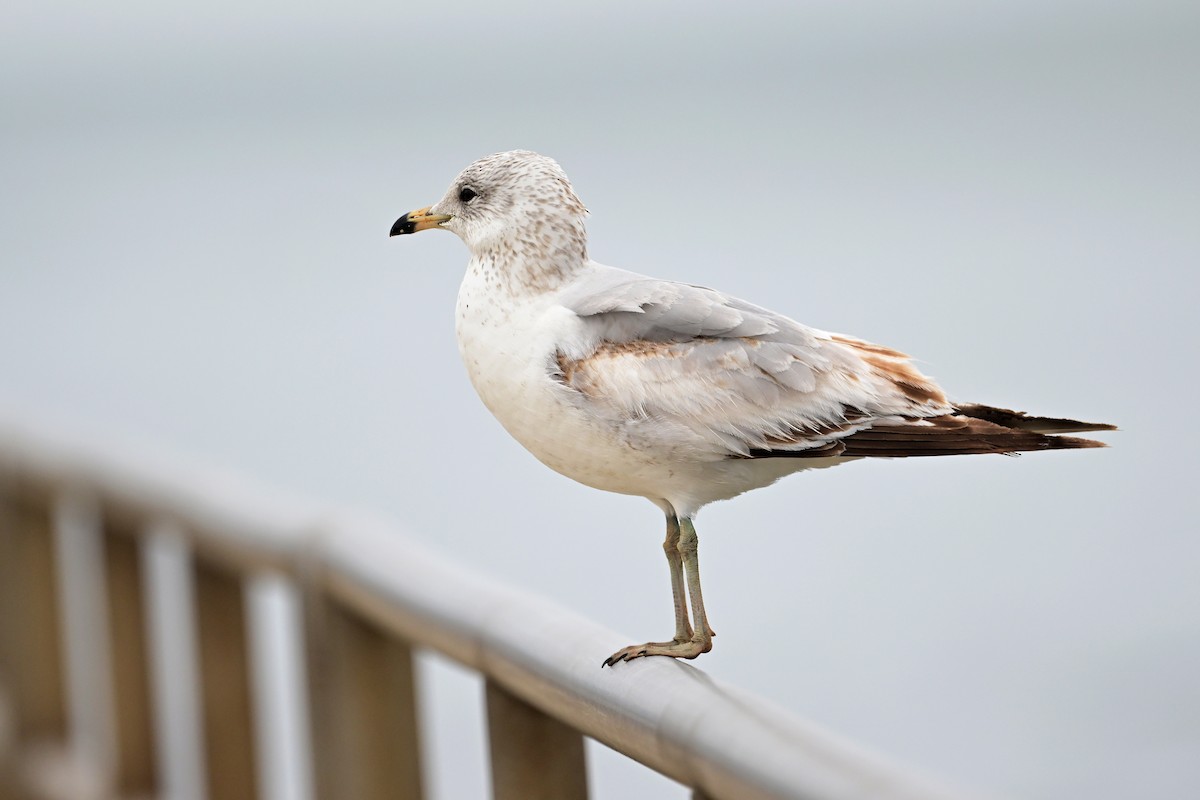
[559,267,787,339]
[554,267,953,457]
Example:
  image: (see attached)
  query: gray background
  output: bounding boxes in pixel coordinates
[3,1,1198,797]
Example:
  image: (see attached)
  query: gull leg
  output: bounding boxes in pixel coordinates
[679,517,715,643]
[603,515,714,666]
[664,514,694,642]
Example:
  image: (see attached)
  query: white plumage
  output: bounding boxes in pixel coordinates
[391,150,1111,665]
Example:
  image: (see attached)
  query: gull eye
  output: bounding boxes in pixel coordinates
[458,186,478,202]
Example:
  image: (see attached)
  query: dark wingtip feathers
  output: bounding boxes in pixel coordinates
[830,416,1112,458]
[747,405,1114,460]
[954,403,1117,435]
[1044,434,1108,450]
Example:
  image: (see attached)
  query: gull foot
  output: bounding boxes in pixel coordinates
[602,635,713,667]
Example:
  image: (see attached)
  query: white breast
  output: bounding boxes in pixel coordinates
[454,261,678,499]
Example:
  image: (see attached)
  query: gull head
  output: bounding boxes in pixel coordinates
[390,150,589,269]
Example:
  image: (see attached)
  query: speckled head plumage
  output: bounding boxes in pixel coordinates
[392,150,589,287]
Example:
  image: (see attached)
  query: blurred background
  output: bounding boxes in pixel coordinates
[3,1,1198,797]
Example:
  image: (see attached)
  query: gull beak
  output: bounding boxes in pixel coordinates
[390,206,453,236]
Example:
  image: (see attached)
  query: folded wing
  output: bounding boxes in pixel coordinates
[555,269,1112,459]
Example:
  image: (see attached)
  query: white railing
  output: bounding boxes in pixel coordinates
[0,409,975,800]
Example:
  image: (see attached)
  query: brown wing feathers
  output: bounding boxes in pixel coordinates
[748,405,1111,460]
[834,413,1108,458]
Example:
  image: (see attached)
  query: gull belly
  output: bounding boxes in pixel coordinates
[455,260,670,500]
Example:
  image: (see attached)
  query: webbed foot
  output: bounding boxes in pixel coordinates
[602,633,713,667]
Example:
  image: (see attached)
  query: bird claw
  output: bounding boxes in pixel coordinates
[602,635,713,667]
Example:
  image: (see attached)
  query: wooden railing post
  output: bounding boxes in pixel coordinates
[307,599,423,800]
[0,489,66,777]
[141,523,207,800]
[194,559,258,800]
[52,490,115,793]
[246,573,314,800]
[485,680,587,800]
[102,512,157,795]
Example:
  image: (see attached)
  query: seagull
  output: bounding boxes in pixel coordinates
[390,150,1114,666]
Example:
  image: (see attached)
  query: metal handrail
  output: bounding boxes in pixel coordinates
[0,407,975,800]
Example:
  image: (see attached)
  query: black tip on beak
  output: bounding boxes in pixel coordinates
[390,215,415,237]
[390,206,452,237]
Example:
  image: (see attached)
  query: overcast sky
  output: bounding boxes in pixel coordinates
[3,2,1198,797]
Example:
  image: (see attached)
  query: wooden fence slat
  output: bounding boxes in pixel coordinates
[194,559,258,800]
[142,525,207,800]
[0,491,66,800]
[485,679,587,800]
[307,599,423,800]
[102,521,157,794]
[0,495,66,745]
[52,491,116,793]
[246,574,314,800]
